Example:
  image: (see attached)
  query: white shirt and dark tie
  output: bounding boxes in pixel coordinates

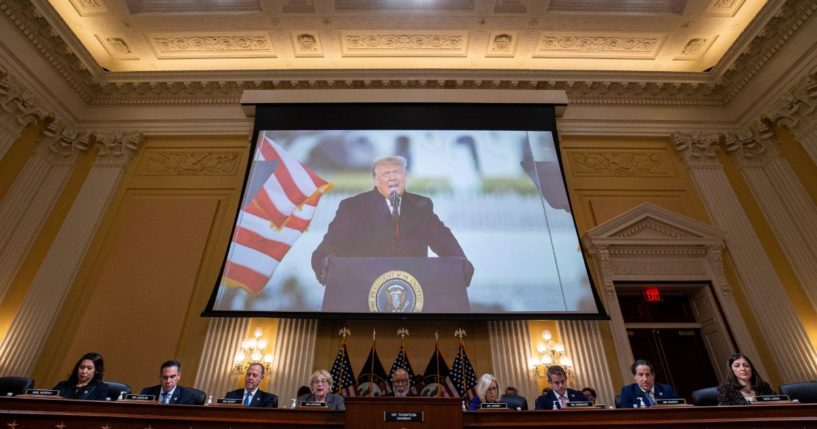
[641,389,655,406]
[243,389,258,406]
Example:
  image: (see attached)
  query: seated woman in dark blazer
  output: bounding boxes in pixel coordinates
[53,352,109,400]
[299,369,345,410]
[717,352,775,405]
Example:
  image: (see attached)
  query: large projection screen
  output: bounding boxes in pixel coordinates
[204,90,606,319]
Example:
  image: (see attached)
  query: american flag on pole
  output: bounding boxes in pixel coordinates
[357,344,389,397]
[450,342,478,399]
[329,343,357,397]
[421,344,458,397]
[387,343,419,395]
[221,132,332,295]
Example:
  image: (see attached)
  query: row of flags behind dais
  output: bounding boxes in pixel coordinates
[329,335,478,399]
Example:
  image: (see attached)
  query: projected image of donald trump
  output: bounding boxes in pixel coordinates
[311,155,473,284]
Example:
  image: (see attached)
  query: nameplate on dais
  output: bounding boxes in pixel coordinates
[754,395,790,403]
[125,394,155,401]
[656,398,686,406]
[385,411,423,422]
[25,389,59,397]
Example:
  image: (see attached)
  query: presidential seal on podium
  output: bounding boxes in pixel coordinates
[368,270,424,313]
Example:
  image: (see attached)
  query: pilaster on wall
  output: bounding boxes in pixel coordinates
[487,320,538,407]
[580,242,633,383]
[268,318,318,402]
[674,133,817,382]
[0,132,140,376]
[558,320,615,407]
[0,123,89,306]
[759,64,817,166]
[0,67,47,161]
[582,201,769,384]
[193,317,250,398]
[724,127,817,313]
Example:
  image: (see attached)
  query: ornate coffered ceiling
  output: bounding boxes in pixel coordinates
[53,0,762,73]
[1,0,815,109]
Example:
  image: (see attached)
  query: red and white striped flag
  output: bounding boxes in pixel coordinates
[222,133,332,295]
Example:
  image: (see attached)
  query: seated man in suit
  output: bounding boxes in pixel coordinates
[500,385,529,410]
[618,359,678,408]
[225,362,278,407]
[140,360,197,405]
[534,366,587,410]
[581,387,597,405]
[383,368,414,397]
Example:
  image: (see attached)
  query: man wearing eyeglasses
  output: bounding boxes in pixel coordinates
[311,155,473,285]
[383,368,414,397]
[140,360,197,405]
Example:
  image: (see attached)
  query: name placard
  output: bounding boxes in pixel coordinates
[299,401,327,407]
[656,398,687,406]
[384,411,423,422]
[754,395,790,403]
[566,401,593,408]
[25,389,59,397]
[125,394,155,401]
[480,402,508,409]
[217,398,242,405]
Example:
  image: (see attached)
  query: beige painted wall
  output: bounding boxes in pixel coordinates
[5,128,813,395]
[32,135,250,390]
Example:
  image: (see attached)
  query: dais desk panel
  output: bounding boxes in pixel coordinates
[3,397,817,429]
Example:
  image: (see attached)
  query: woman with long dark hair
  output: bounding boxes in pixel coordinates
[53,352,109,400]
[717,352,775,405]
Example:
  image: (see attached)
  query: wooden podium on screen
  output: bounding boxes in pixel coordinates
[321,257,470,313]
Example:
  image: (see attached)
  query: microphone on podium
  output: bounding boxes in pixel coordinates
[389,190,399,211]
[389,187,400,237]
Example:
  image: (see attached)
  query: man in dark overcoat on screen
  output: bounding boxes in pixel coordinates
[311,155,473,285]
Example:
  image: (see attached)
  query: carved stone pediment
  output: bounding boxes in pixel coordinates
[583,203,724,249]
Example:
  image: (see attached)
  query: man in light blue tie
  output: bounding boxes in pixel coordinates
[224,362,278,408]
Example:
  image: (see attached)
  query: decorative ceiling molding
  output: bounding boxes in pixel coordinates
[340,31,467,56]
[717,0,817,101]
[533,34,663,59]
[149,33,276,59]
[1,0,97,101]
[760,64,817,137]
[1,0,814,109]
[0,64,51,127]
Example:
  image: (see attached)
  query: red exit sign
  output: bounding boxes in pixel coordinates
[642,287,662,302]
